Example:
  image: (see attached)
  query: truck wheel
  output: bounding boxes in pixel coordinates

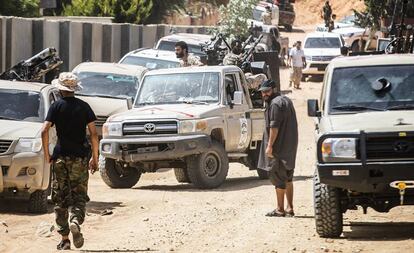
[313,172,343,238]
[186,141,229,189]
[28,190,48,213]
[100,158,141,188]
[174,168,191,183]
[256,169,269,180]
[284,25,293,32]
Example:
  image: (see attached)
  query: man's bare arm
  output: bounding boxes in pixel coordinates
[266,127,279,157]
[87,122,99,173]
[41,121,53,163]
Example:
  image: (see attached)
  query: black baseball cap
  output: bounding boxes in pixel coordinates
[258,80,275,92]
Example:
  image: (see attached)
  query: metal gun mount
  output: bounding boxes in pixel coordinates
[0,47,63,82]
[385,0,414,54]
[201,33,231,66]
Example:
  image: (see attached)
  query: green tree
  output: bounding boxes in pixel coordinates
[217,0,259,39]
[0,0,39,17]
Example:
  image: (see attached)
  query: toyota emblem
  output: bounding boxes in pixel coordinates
[394,141,410,153]
[143,123,156,133]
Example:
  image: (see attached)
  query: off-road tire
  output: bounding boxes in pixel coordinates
[186,141,229,189]
[28,190,48,213]
[174,168,191,183]
[313,172,343,238]
[100,158,141,188]
[285,24,293,32]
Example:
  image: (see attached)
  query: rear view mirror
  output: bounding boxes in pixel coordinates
[308,99,321,117]
[233,91,243,105]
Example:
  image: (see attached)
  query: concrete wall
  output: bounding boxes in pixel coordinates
[0,16,212,73]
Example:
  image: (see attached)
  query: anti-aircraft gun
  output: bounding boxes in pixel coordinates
[0,47,63,82]
[200,33,231,66]
[385,0,413,54]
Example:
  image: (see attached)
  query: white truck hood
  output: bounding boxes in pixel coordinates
[304,48,341,57]
[78,95,129,117]
[326,111,414,133]
[0,120,41,140]
[109,103,221,122]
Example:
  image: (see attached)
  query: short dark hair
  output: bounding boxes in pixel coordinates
[175,41,188,52]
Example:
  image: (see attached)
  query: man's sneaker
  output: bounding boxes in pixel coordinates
[57,239,71,250]
[69,222,84,248]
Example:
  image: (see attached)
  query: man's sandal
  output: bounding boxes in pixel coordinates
[265,209,286,217]
[70,222,84,249]
[57,239,71,250]
[285,210,295,217]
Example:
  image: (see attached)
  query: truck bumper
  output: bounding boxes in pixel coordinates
[303,61,329,75]
[0,152,49,195]
[317,161,414,193]
[100,135,212,162]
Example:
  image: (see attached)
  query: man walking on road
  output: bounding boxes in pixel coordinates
[289,41,306,89]
[175,41,203,67]
[257,80,298,217]
[41,72,99,250]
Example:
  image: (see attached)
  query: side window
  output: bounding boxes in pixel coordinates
[53,90,62,101]
[225,74,238,103]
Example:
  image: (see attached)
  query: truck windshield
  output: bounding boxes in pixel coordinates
[329,65,414,113]
[157,41,205,56]
[0,89,44,122]
[76,72,138,99]
[135,72,220,106]
[305,38,341,48]
[121,56,180,70]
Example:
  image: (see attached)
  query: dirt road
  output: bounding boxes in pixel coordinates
[1,27,414,253]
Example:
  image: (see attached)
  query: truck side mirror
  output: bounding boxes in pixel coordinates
[126,97,133,110]
[308,99,321,117]
[233,91,243,105]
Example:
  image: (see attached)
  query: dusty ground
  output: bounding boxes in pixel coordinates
[1,27,414,253]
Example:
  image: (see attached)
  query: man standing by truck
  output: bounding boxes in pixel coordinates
[41,72,99,250]
[175,41,203,67]
[257,80,298,217]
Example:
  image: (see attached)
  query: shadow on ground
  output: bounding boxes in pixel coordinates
[344,221,414,241]
[134,174,312,193]
[87,201,124,215]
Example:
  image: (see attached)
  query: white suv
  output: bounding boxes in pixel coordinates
[302,32,344,77]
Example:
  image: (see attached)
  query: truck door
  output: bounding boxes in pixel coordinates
[224,72,251,152]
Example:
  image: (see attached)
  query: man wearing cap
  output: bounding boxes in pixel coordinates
[288,41,306,89]
[41,72,99,250]
[257,80,298,217]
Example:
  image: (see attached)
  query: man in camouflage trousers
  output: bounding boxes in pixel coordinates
[41,72,99,250]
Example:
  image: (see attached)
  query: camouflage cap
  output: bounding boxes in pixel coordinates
[52,72,83,92]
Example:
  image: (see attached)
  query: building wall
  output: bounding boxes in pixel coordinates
[0,16,212,73]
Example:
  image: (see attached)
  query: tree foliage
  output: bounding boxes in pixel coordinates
[62,0,184,24]
[354,0,414,30]
[0,0,39,17]
[217,0,259,39]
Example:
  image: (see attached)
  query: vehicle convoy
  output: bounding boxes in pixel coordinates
[254,1,295,32]
[119,48,180,70]
[99,66,266,189]
[302,32,344,78]
[0,81,59,213]
[308,54,414,238]
[72,62,148,135]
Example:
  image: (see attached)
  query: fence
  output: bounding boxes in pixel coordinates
[0,16,211,73]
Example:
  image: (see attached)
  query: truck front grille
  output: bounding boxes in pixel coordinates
[311,56,336,61]
[123,121,178,136]
[0,140,13,154]
[95,116,108,127]
[366,136,414,161]
[310,63,328,71]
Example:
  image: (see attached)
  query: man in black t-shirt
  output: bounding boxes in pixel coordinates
[257,80,298,217]
[41,72,98,250]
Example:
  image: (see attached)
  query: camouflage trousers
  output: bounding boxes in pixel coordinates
[52,156,90,236]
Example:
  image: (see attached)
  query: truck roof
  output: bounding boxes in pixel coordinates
[124,48,180,62]
[0,80,49,92]
[306,32,343,38]
[73,62,147,77]
[330,54,414,68]
[158,33,211,45]
[143,65,241,76]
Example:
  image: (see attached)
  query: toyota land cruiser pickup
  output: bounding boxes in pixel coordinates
[308,54,414,238]
[99,66,266,189]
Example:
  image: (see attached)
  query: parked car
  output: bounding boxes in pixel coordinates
[332,26,380,52]
[99,66,267,189]
[119,48,180,70]
[315,15,356,32]
[0,81,59,213]
[302,32,344,78]
[72,62,148,135]
[308,54,414,238]
[253,1,295,32]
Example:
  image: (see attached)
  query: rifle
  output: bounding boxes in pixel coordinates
[0,47,63,82]
[240,34,264,66]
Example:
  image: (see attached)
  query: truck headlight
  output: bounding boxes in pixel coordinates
[14,138,42,153]
[179,120,208,134]
[321,138,357,162]
[102,122,123,138]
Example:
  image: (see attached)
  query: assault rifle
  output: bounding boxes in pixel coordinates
[240,34,264,72]
[0,47,63,82]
